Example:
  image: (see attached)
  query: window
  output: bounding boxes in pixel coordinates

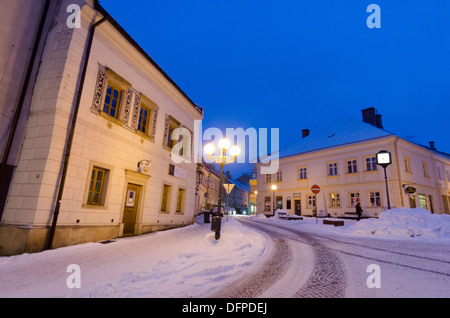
[176,189,185,213]
[329,193,341,207]
[137,106,150,134]
[264,197,271,211]
[404,157,411,173]
[276,196,283,209]
[437,166,443,180]
[369,191,381,207]
[286,196,291,209]
[328,162,338,176]
[264,174,272,183]
[299,167,307,179]
[347,159,358,174]
[419,194,428,210]
[307,195,316,209]
[366,157,377,171]
[161,184,172,212]
[422,162,429,177]
[276,171,282,182]
[103,84,121,118]
[136,95,158,139]
[349,192,360,207]
[163,115,181,150]
[87,167,108,206]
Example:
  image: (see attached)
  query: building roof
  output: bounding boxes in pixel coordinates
[277,115,394,159]
[258,115,450,162]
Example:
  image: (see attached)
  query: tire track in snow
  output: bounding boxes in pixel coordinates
[241,219,347,298]
[210,221,293,298]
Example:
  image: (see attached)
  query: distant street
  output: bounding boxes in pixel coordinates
[211,218,450,298]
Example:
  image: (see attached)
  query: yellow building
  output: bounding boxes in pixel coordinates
[256,108,450,218]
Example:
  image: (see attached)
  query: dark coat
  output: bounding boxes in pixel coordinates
[356,203,363,215]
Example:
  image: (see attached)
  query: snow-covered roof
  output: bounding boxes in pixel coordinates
[277,115,394,159]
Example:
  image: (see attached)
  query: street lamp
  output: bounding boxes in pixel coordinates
[271,184,277,215]
[376,150,392,209]
[204,139,240,239]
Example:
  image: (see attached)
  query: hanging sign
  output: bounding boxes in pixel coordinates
[404,186,416,194]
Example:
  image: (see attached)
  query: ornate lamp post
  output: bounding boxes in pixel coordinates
[376,150,392,210]
[204,139,240,239]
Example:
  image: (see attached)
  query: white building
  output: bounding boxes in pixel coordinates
[0,0,203,255]
[256,108,450,218]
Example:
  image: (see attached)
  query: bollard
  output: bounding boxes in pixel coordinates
[211,216,222,240]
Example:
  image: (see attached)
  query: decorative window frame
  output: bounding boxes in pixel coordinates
[135,93,159,142]
[162,115,181,150]
[91,64,133,127]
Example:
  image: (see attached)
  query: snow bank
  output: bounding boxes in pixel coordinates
[337,208,450,239]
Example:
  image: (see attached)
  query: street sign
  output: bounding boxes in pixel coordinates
[311,184,320,194]
[223,184,235,194]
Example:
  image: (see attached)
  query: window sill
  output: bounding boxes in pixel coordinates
[82,204,108,210]
[100,111,125,127]
[135,130,155,142]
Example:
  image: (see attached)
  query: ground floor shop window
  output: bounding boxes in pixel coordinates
[264,197,271,211]
[349,192,360,207]
[369,191,381,207]
[307,195,316,209]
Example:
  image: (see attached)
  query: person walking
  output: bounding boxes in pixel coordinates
[355,203,363,221]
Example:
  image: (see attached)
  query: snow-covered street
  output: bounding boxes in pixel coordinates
[1,208,450,298]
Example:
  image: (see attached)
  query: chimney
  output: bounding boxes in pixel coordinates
[429,141,436,151]
[361,107,383,129]
[302,129,310,138]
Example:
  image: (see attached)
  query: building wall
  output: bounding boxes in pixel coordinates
[256,136,450,217]
[0,0,203,255]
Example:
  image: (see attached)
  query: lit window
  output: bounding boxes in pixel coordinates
[330,193,341,207]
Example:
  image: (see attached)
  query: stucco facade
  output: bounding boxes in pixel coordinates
[256,116,450,218]
[0,0,203,255]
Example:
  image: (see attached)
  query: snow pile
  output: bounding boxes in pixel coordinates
[0,217,266,298]
[338,208,450,239]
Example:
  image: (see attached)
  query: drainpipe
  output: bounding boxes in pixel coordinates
[46,15,106,250]
[0,0,51,221]
[393,137,404,207]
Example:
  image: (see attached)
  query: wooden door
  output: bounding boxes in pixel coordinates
[123,183,141,235]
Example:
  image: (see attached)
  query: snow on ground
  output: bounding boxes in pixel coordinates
[258,208,450,241]
[0,217,266,298]
[1,208,449,298]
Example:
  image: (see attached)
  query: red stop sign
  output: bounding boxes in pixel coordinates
[311,184,320,194]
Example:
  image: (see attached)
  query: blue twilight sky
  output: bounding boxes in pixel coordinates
[100,0,450,178]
